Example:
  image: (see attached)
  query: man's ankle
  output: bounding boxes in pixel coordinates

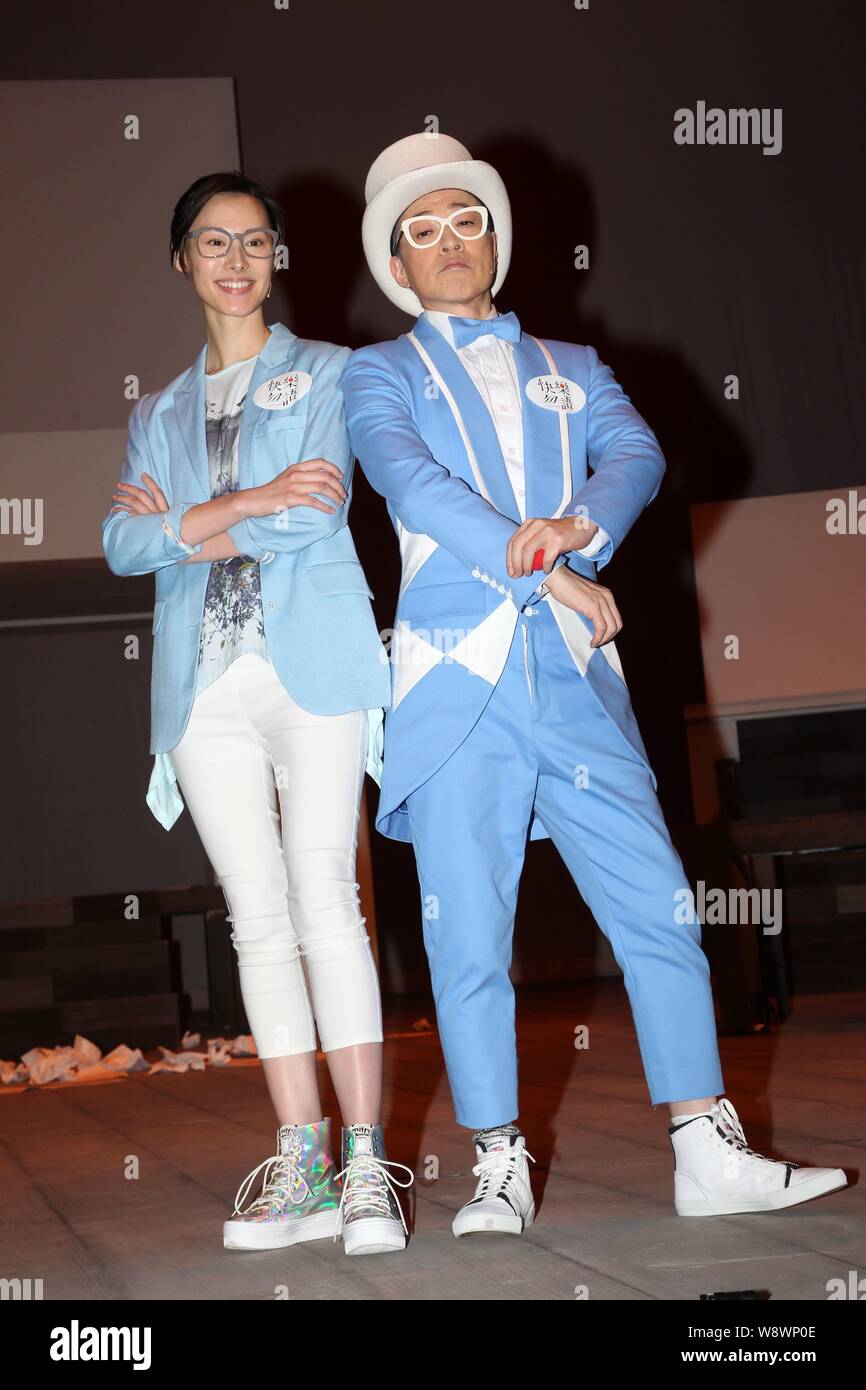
[472,1121,522,1142]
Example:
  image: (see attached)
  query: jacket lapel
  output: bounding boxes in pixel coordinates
[410,316,574,526]
[173,343,209,497]
[410,314,521,522]
[515,335,573,522]
[173,321,298,495]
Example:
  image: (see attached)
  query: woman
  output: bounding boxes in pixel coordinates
[101,171,413,1256]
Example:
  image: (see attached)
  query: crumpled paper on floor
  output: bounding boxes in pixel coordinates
[140,1034,259,1075]
[0,1035,149,1088]
[1,1025,440,1089]
[148,1046,209,1074]
[1,1059,30,1086]
[0,1032,257,1089]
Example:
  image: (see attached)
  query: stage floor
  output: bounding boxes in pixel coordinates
[1,982,862,1301]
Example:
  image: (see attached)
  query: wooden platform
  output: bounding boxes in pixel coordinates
[1,982,862,1302]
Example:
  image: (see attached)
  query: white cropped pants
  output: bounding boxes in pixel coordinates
[170,653,383,1058]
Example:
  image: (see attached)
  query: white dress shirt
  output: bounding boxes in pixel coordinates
[422,307,610,560]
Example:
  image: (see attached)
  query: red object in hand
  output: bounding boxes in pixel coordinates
[532,547,545,571]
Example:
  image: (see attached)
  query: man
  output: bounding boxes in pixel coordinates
[341,132,847,1234]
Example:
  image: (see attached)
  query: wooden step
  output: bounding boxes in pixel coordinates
[0,975,54,1011]
[0,938,171,978]
[0,916,164,953]
[0,1006,65,1059]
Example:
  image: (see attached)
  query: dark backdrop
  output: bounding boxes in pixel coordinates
[2,1,862,990]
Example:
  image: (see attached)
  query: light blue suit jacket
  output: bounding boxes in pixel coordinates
[102,322,390,827]
[341,314,666,843]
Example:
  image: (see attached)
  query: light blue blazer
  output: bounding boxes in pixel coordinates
[102,321,390,829]
[341,315,666,844]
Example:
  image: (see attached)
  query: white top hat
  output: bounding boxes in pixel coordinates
[361,132,512,316]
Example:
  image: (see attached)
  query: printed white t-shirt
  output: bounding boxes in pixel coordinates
[195,353,268,696]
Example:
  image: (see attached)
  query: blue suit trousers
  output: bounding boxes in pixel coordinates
[404,600,726,1129]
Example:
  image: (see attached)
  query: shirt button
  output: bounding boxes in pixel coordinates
[267,601,276,611]
[518,488,525,496]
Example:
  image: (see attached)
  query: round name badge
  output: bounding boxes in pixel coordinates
[253,370,313,410]
[525,374,586,413]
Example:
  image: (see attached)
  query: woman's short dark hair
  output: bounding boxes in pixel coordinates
[390,197,494,258]
[170,171,285,267]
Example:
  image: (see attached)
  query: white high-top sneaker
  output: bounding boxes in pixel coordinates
[452,1128,536,1237]
[670,1097,848,1216]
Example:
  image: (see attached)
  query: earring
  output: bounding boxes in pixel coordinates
[266,283,272,299]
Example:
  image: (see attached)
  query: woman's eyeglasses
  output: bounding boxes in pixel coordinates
[184,226,279,258]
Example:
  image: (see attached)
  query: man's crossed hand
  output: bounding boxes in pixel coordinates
[505,512,622,651]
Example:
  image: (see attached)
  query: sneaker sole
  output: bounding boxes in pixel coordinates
[340,1216,407,1256]
[675,1169,848,1216]
[223,1208,340,1250]
[452,1204,535,1237]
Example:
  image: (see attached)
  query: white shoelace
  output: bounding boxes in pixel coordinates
[232,1149,311,1217]
[334,1152,415,1237]
[472,1141,536,1196]
[713,1098,778,1163]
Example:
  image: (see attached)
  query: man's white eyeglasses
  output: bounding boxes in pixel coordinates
[397,204,490,251]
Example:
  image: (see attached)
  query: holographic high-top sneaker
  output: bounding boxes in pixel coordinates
[223,1117,342,1250]
[335,1122,414,1256]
